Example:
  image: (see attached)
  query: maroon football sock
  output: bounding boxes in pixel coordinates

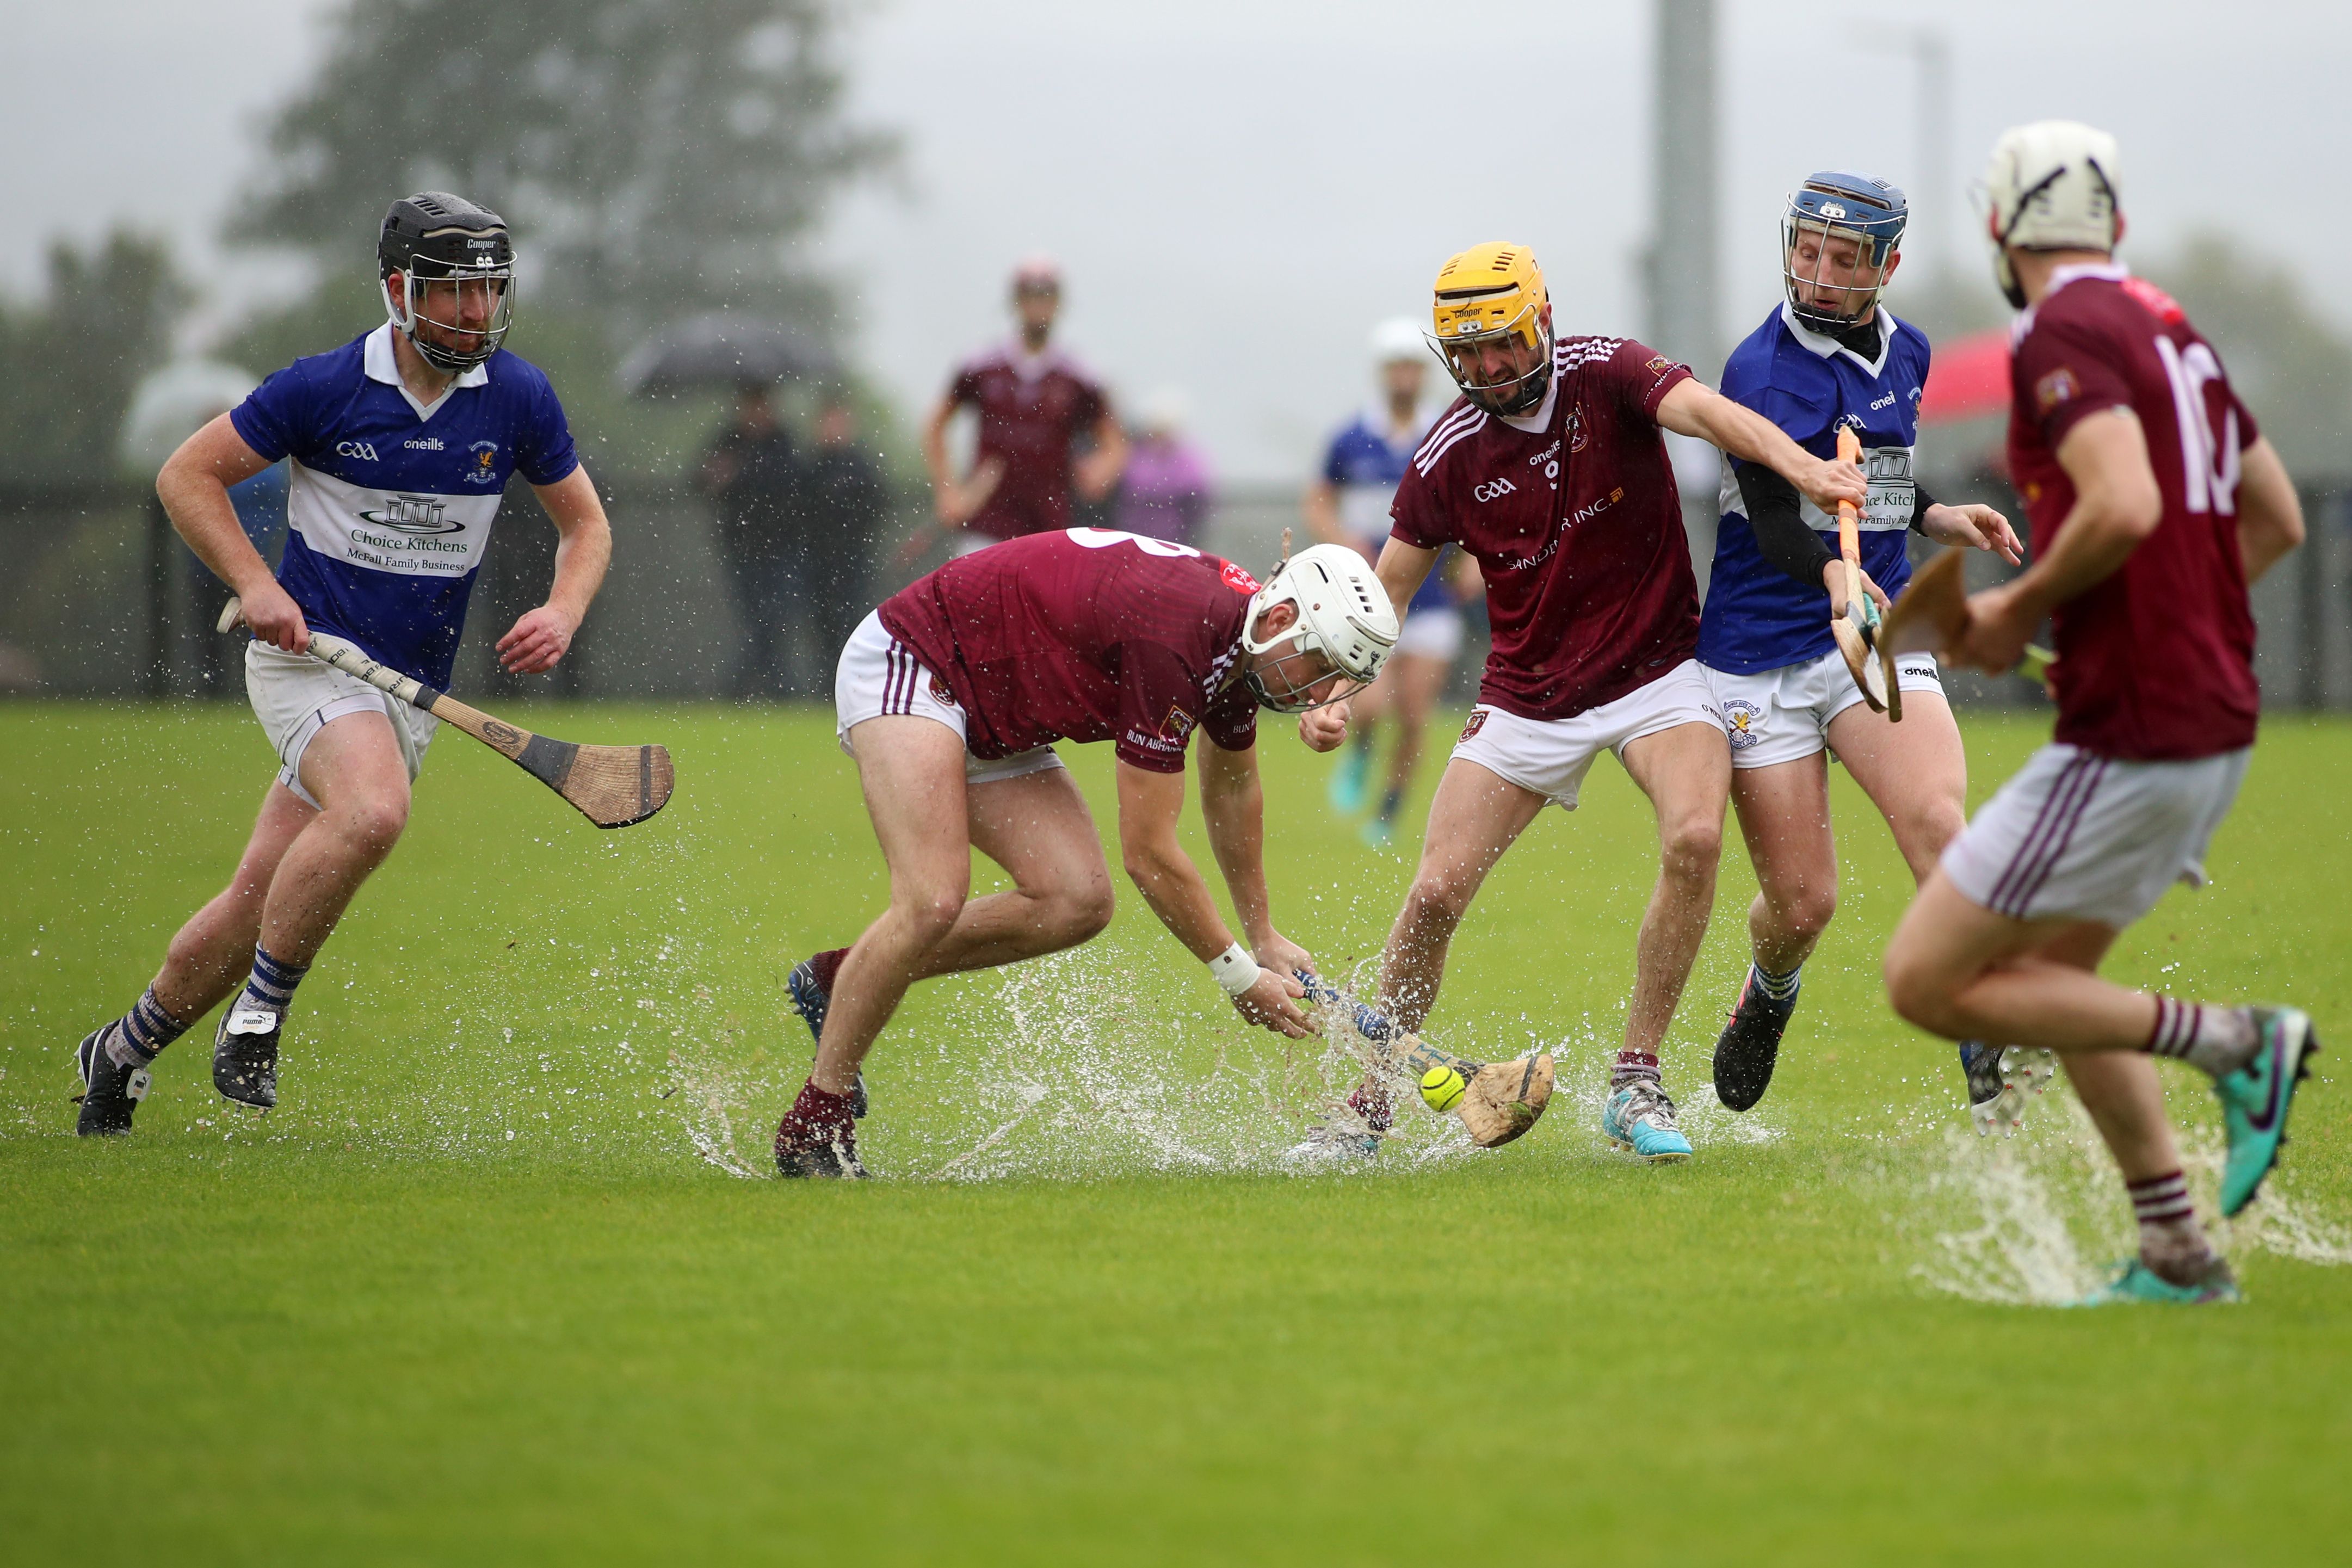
[810,947,851,996]
[776,1079,857,1154]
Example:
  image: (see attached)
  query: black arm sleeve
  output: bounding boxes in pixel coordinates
[1735,463,1836,590]
[1909,482,1940,532]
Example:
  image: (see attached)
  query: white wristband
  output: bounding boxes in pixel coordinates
[1207,942,1263,998]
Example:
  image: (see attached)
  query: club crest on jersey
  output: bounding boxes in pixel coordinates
[1644,356,1674,377]
[355,496,462,535]
[2036,368,2079,412]
[1458,709,1489,742]
[467,440,499,483]
[1160,703,1194,738]
[1722,698,1764,750]
[1566,406,1589,453]
[929,675,957,706]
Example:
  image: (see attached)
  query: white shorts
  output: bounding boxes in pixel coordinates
[1449,658,1723,811]
[1706,646,1947,770]
[833,610,1066,785]
[245,640,439,811]
[1393,606,1465,661]
[1942,743,2250,927]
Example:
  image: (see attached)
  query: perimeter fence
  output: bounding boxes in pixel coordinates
[3,478,2348,709]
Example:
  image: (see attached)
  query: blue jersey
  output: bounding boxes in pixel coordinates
[1696,303,1931,675]
[1322,408,1450,614]
[230,325,579,687]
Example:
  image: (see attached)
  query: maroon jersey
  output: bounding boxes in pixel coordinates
[2007,266,2262,761]
[878,528,1262,772]
[946,343,1111,542]
[1391,336,1697,719]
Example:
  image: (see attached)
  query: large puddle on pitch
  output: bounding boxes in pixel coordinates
[1890,1092,2352,1306]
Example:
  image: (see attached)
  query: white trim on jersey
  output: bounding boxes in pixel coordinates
[2009,261,2133,347]
[1413,402,1490,474]
[1777,301,1902,378]
[362,323,489,423]
[286,461,503,581]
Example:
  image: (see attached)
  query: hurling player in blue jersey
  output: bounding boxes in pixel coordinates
[1696,171,2030,1126]
[1304,319,1481,848]
[71,193,614,1135]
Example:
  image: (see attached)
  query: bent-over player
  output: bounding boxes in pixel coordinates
[776,529,1398,1177]
[73,193,612,1134]
[1298,242,1867,1163]
[1696,170,2030,1126]
[1885,123,2313,1304]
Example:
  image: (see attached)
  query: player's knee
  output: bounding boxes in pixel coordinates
[1403,871,1474,930]
[898,886,967,946]
[338,790,410,858]
[1066,877,1116,942]
[1882,943,1954,1035]
[1660,813,1723,877]
[1775,882,1838,943]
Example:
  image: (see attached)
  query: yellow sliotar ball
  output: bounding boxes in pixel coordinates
[1420,1065,1466,1113]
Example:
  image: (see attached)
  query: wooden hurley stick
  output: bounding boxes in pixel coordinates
[220,598,674,829]
[1827,425,1896,718]
[1297,974,1555,1149]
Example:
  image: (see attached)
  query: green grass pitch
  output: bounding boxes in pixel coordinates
[2,699,2347,1564]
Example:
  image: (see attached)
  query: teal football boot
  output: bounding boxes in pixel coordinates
[1602,1080,1692,1163]
[2214,1006,2317,1217]
[2075,1256,2240,1306]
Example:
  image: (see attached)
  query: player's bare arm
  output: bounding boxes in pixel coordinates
[1195,738,1317,982]
[1114,760,1313,1037]
[1072,409,1128,503]
[1298,537,1437,753]
[1654,379,1867,516]
[158,414,299,650]
[919,393,1002,527]
[497,465,613,674]
[1952,409,2163,672]
[1300,478,1349,550]
[2234,435,2304,584]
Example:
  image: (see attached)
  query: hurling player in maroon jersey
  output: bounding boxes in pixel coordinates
[771,529,1399,1177]
[1885,124,2313,1304]
[914,256,1127,560]
[1294,242,1866,1165]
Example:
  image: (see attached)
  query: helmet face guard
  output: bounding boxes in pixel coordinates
[379,192,516,374]
[1781,174,1907,334]
[1428,303,1553,416]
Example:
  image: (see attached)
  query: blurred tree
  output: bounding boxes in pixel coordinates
[247,0,894,341]
[2149,234,2352,479]
[0,231,187,484]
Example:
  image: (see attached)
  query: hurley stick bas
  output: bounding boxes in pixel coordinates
[220,597,674,829]
[1295,974,1555,1149]
[1826,425,1897,719]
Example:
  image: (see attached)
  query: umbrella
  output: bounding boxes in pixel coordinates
[1918,329,2011,425]
[118,359,260,472]
[616,313,838,398]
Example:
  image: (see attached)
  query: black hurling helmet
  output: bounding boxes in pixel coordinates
[377,192,515,373]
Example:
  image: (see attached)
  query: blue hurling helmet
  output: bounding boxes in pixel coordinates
[1782,170,1908,333]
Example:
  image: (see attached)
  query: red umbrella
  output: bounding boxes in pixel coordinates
[1920,329,2011,423]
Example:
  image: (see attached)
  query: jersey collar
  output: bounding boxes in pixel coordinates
[364,323,491,423]
[2009,261,2131,344]
[1779,300,1897,378]
[1496,368,1560,434]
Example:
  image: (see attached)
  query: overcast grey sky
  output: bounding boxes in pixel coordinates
[5,0,2349,478]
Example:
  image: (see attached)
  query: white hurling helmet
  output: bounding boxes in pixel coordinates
[1240,543,1400,712]
[1980,120,2122,308]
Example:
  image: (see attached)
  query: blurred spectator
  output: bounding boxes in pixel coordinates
[797,393,891,694]
[1115,388,1214,546]
[913,256,1125,563]
[701,386,802,698]
[188,459,289,697]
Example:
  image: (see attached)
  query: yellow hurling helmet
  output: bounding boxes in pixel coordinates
[1427,242,1553,415]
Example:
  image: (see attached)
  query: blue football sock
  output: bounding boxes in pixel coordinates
[238,944,311,1014]
[109,985,190,1067]
[1751,963,1801,1002]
